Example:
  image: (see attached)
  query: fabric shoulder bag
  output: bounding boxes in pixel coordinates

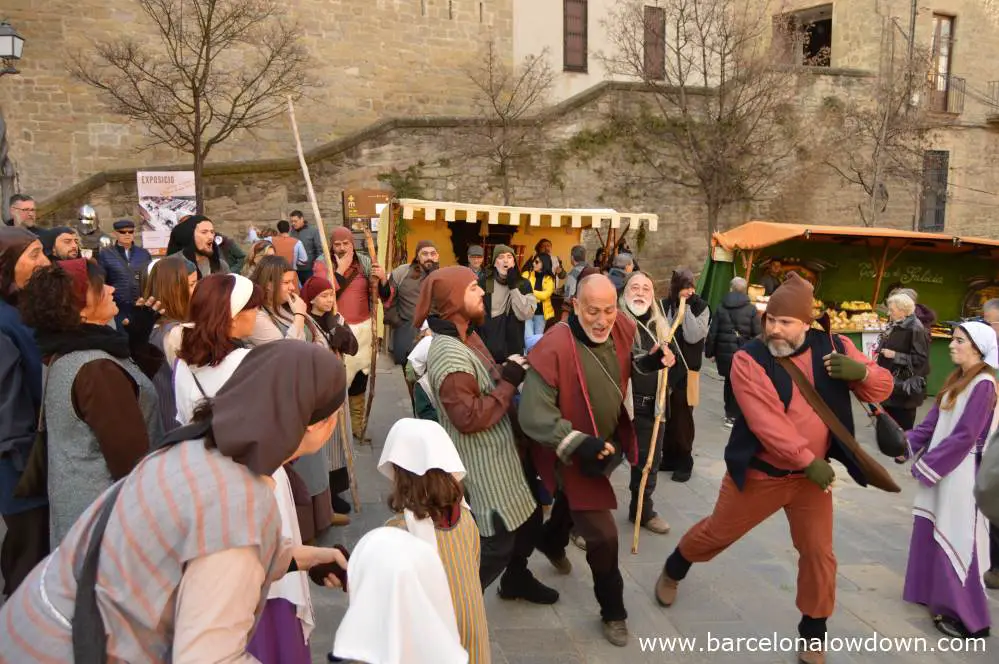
[864,402,908,458]
[775,356,901,493]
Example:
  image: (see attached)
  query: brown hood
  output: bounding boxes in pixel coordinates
[412,265,478,338]
[0,227,39,299]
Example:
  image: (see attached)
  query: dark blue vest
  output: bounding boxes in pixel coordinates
[724,329,866,490]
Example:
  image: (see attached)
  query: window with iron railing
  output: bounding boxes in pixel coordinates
[929,14,957,113]
[919,150,949,233]
[564,0,588,73]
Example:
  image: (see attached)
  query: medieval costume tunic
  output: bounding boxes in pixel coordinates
[660,273,893,650]
[520,313,641,628]
[417,267,552,602]
[386,239,438,366]
[659,269,709,480]
[0,342,346,663]
[379,419,489,664]
[903,322,999,638]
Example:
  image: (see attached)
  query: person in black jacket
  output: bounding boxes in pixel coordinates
[475,244,536,364]
[98,219,152,328]
[875,291,930,433]
[659,269,710,482]
[705,277,761,427]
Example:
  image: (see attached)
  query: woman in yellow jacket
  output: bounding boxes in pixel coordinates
[523,253,556,342]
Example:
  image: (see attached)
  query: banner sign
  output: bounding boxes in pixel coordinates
[137,171,197,254]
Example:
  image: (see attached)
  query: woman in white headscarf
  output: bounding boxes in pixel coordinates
[903,321,998,640]
[373,418,488,663]
[332,527,468,664]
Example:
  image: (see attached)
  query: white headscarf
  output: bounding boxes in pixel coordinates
[332,527,468,664]
[960,321,999,369]
[377,419,468,552]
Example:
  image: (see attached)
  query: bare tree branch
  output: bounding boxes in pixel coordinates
[69,0,312,211]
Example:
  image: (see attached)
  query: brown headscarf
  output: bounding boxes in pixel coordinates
[330,226,353,244]
[0,227,39,298]
[765,271,814,324]
[209,340,346,475]
[412,265,478,337]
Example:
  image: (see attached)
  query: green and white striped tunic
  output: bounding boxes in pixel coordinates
[427,335,536,537]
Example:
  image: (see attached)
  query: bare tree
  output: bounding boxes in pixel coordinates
[819,15,942,226]
[70,0,310,211]
[602,0,803,251]
[460,40,555,205]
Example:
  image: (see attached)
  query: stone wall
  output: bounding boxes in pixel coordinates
[1,0,513,198]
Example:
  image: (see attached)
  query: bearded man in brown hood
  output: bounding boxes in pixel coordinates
[417,266,557,604]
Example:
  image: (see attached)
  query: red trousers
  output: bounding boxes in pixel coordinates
[678,474,836,618]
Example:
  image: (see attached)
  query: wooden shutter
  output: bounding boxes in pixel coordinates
[644,5,666,80]
[919,150,949,232]
[564,0,588,72]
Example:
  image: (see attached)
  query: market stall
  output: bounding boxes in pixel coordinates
[699,221,999,395]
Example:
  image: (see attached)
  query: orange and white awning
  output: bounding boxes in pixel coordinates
[398,199,659,232]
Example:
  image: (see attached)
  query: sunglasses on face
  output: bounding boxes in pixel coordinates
[117,230,135,235]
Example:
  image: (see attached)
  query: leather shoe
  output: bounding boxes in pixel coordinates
[654,570,679,607]
[642,515,671,534]
[672,469,692,483]
[602,620,629,647]
[798,649,825,664]
[984,569,999,590]
[330,513,351,527]
[497,570,559,605]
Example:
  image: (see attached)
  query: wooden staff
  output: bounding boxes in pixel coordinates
[632,296,686,554]
[358,227,379,444]
[287,96,360,512]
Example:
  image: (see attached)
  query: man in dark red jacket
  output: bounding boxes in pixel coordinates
[519,274,672,647]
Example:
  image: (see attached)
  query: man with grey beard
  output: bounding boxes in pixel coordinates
[655,273,892,664]
[619,271,673,535]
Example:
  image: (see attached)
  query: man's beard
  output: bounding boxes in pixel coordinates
[626,298,650,317]
[421,260,439,274]
[466,305,485,326]
[766,332,806,358]
[196,244,213,258]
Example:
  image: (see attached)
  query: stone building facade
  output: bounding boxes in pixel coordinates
[4,0,999,277]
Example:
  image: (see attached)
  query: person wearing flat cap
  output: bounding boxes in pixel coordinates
[0,341,351,661]
[39,226,81,262]
[655,272,893,664]
[902,320,999,641]
[98,219,152,327]
[467,245,485,280]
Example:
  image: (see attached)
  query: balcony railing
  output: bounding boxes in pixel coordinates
[928,74,965,115]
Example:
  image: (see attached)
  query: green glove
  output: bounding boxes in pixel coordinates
[804,458,836,490]
[824,352,868,382]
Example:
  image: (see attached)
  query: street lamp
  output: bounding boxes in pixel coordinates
[0,21,25,77]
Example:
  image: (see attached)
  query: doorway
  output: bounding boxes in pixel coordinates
[447,221,522,269]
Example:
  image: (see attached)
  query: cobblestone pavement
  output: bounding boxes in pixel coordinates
[311,358,996,663]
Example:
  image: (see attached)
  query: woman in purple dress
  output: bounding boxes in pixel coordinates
[903,321,998,639]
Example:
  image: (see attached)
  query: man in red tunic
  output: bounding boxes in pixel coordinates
[519,274,674,646]
[328,226,392,441]
[654,273,893,664]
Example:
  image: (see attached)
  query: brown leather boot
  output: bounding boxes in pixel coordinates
[654,570,679,607]
[349,394,370,444]
[798,649,825,664]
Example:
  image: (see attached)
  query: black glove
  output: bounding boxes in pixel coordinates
[634,346,666,373]
[501,359,527,386]
[307,545,350,590]
[574,436,622,477]
[517,279,534,296]
[328,325,356,355]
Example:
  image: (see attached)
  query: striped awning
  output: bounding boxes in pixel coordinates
[398,199,659,232]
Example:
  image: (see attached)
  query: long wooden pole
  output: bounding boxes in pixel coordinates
[287,96,360,512]
[870,239,891,307]
[632,297,686,554]
[358,228,380,445]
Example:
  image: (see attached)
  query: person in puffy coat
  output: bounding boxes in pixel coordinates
[705,277,761,426]
[98,219,152,327]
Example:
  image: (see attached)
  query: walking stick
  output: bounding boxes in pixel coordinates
[357,228,380,445]
[631,297,686,554]
[287,97,361,513]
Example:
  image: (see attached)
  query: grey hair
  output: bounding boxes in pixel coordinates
[983,299,999,316]
[570,245,586,263]
[886,293,916,316]
[613,252,634,269]
[730,277,748,292]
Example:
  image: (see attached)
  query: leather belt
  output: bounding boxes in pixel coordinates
[749,456,805,478]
